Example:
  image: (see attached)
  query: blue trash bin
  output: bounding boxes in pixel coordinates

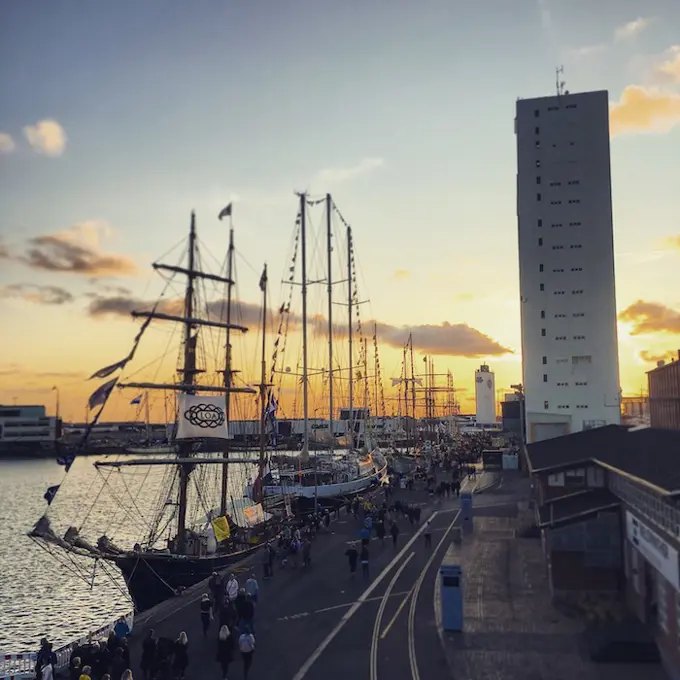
[439,564,463,632]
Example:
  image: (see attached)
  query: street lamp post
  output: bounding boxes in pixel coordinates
[52,386,60,420]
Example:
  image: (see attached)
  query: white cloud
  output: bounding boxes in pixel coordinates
[0,133,16,155]
[23,119,67,157]
[654,45,680,84]
[567,44,607,59]
[316,157,384,184]
[614,17,654,41]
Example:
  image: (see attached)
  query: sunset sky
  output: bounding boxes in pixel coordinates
[1,0,679,422]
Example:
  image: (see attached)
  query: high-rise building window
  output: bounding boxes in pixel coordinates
[540,283,545,291]
[539,263,544,272]
[541,310,545,318]
[544,400,549,409]
[541,328,546,336]
[542,356,547,364]
[538,240,543,247]
[535,126,540,134]
[543,374,548,382]
[536,176,541,185]
[537,193,542,202]
[537,218,542,227]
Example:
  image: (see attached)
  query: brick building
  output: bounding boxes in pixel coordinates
[648,353,680,430]
[525,425,680,679]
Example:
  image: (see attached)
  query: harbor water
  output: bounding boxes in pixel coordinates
[0,452,260,654]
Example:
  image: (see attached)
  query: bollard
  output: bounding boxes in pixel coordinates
[460,491,473,533]
[451,526,462,544]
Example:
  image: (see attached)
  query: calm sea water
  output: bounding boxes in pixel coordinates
[0,453,260,654]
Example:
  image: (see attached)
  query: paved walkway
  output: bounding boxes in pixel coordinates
[126,471,485,680]
[437,475,670,680]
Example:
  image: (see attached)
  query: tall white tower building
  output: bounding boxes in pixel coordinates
[516,89,621,443]
[475,364,496,424]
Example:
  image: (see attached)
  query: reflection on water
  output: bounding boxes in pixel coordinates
[0,453,258,653]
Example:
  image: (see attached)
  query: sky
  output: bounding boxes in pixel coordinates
[1,0,679,423]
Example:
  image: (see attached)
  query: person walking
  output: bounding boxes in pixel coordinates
[200,593,213,637]
[360,543,370,580]
[424,520,432,549]
[345,542,359,578]
[245,573,259,604]
[172,632,188,680]
[238,631,255,679]
[216,626,234,680]
[390,521,400,548]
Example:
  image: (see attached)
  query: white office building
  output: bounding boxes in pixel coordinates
[475,364,496,424]
[515,89,621,443]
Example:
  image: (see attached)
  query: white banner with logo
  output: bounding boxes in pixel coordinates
[626,510,679,590]
[176,394,231,440]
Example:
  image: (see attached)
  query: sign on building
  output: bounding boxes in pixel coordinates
[626,511,679,590]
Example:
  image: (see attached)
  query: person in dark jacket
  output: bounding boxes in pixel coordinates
[110,647,127,680]
[140,630,156,680]
[215,625,234,680]
[199,593,213,637]
[172,632,189,680]
[236,590,255,633]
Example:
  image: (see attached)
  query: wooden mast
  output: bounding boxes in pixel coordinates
[257,264,268,491]
[299,193,310,463]
[177,211,198,551]
[347,225,354,450]
[219,225,235,517]
[326,193,334,450]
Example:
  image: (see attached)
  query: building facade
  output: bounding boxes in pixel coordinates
[474,363,496,424]
[516,89,621,443]
[648,354,680,430]
[526,426,680,679]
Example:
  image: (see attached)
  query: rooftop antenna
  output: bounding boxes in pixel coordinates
[555,66,567,96]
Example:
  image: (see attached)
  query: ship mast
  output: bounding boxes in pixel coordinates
[257,264,268,489]
[409,333,417,443]
[347,225,354,450]
[326,194,334,450]
[220,225,235,517]
[299,193,310,463]
[177,211,198,549]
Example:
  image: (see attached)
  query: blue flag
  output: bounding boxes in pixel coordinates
[57,454,76,472]
[130,394,143,405]
[44,485,60,505]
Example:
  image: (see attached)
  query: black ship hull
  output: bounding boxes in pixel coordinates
[116,546,261,612]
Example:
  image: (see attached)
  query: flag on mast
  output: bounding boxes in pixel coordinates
[218,203,233,221]
[259,265,267,292]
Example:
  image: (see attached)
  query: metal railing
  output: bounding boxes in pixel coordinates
[0,611,134,680]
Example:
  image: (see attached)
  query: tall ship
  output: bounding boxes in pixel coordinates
[29,207,280,613]
[249,193,387,510]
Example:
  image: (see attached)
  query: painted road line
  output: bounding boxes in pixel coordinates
[380,583,414,640]
[408,509,462,680]
[276,591,412,621]
[291,477,472,680]
[290,510,441,680]
[370,553,415,680]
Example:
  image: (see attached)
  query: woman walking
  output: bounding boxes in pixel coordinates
[216,626,234,680]
[200,593,213,637]
[238,631,255,679]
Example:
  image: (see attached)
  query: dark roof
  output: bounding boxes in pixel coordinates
[527,426,680,494]
[526,425,627,472]
[537,489,620,528]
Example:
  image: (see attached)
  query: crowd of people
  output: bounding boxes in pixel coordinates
[33,435,487,680]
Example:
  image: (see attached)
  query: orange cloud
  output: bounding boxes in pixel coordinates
[610,86,680,135]
[655,46,680,84]
[662,235,680,250]
[640,350,679,364]
[619,300,680,334]
[0,283,74,305]
[3,222,137,277]
[391,269,411,281]
[86,293,513,358]
[23,119,67,157]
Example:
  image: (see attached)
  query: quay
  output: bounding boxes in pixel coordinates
[124,472,489,680]
[7,467,673,680]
